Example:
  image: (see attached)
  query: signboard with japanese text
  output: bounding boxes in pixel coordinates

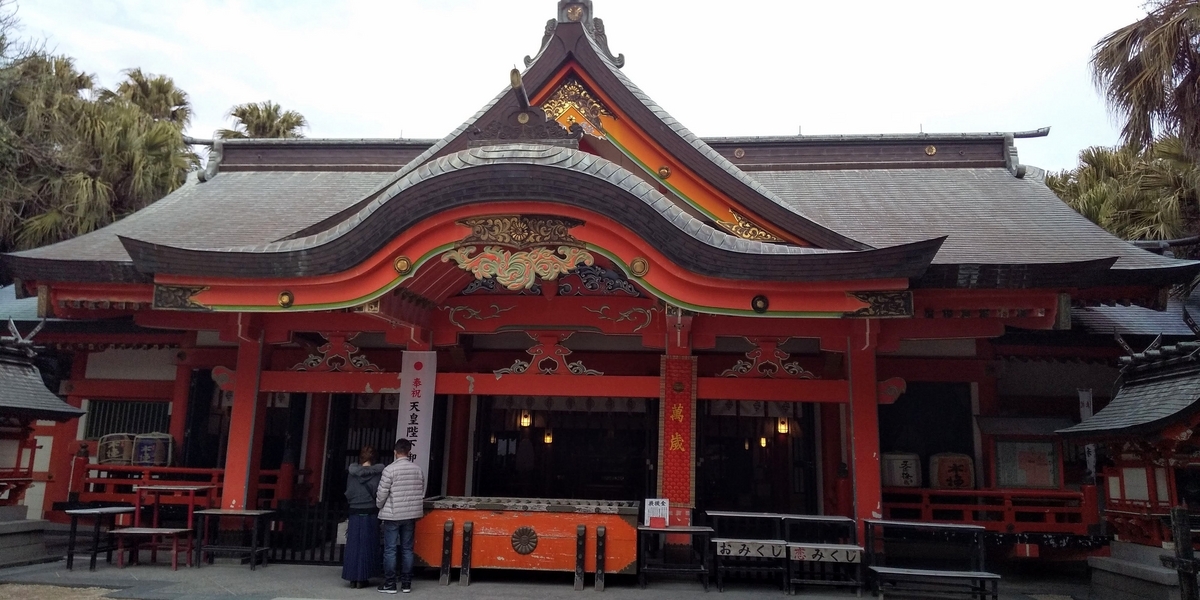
[789,545,861,563]
[395,351,437,484]
[716,541,786,559]
[645,498,669,528]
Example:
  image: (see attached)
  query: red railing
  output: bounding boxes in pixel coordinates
[78,464,311,508]
[881,486,1099,536]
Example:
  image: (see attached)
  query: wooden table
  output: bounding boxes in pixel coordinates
[194,509,275,570]
[133,485,214,530]
[863,519,998,600]
[637,525,714,590]
[705,510,785,540]
[65,506,135,571]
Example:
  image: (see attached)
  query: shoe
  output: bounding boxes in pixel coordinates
[350,581,359,589]
[378,582,397,594]
[400,582,411,594]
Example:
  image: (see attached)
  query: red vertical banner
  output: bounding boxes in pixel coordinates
[658,355,697,525]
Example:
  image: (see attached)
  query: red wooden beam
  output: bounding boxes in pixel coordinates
[59,380,174,400]
[696,378,848,402]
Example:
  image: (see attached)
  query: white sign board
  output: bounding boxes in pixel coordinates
[644,498,669,528]
[1079,389,1096,481]
[396,351,437,491]
[790,545,861,563]
[716,541,786,559]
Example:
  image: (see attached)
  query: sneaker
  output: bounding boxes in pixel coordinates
[400,582,412,593]
[377,582,397,594]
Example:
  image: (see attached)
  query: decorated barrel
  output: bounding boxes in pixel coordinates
[97,433,135,465]
[415,497,639,574]
[132,433,173,466]
[881,452,922,488]
[929,453,974,489]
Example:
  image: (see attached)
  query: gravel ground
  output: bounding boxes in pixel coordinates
[0,583,114,599]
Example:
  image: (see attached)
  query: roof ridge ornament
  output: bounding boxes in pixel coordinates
[525,1,624,69]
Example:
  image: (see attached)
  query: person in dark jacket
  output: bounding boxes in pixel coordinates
[342,445,385,588]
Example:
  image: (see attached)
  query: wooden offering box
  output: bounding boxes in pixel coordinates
[415,497,639,576]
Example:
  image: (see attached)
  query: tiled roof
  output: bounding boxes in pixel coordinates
[0,286,37,322]
[0,354,83,421]
[1074,296,1200,337]
[119,144,943,282]
[5,170,389,279]
[1059,363,1200,437]
[747,168,1182,270]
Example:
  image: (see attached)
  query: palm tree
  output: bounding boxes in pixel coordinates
[1047,135,1200,242]
[0,49,197,252]
[218,101,307,139]
[1092,1,1200,158]
[99,68,191,128]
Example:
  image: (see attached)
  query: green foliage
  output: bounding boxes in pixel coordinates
[218,100,307,139]
[0,3,196,253]
[1092,0,1200,158]
[1047,136,1200,241]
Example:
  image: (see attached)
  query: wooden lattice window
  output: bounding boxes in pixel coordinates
[84,400,170,440]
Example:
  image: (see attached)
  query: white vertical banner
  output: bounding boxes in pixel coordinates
[397,351,437,488]
[1078,389,1096,481]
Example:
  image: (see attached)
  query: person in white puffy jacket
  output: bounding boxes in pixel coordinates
[375,438,425,594]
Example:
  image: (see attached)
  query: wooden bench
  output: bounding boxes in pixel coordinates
[781,514,863,595]
[864,519,999,600]
[112,527,193,571]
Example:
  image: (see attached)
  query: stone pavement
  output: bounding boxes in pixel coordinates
[0,559,1091,600]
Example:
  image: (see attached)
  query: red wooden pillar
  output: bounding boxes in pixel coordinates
[820,404,850,517]
[446,395,471,497]
[41,352,89,520]
[220,334,265,510]
[848,320,882,537]
[304,393,330,501]
[658,354,697,526]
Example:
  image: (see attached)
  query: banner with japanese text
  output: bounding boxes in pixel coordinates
[396,351,437,484]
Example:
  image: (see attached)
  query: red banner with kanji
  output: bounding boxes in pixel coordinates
[658,355,696,514]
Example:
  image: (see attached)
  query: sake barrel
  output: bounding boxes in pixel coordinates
[929,453,974,489]
[881,452,922,487]
[97,433,135,465]
[133,433,173,467]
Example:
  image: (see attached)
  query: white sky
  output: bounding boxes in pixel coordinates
[16,0,1147,172]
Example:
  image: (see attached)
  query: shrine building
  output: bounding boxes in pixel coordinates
[1,0,1196,562]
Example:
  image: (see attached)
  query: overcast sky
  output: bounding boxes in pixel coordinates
[16,0,1147,172]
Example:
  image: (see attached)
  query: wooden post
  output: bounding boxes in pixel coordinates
[848,320,882,541]
[220,333,265,510]
[304,393,330,501]
[446,395,471,496]
[1162,506,1199,600]
[168,364,192,460]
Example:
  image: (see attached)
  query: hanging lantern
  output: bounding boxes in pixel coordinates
[544,429,553,444]
[519,410,532,428]
[489,434,497,444]
[759,437,767,448]
[777,417,790,435]
[744,439,750,450]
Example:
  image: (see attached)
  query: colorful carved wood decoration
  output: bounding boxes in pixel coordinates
[718,338,816,379]
[541,78,612,137]
[458,216,583,249]
[442,246,595,291]
[494,332,603,376]
[718,211,784,243]
[291,332,380,373]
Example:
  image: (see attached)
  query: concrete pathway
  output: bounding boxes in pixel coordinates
[0,559,1091,600]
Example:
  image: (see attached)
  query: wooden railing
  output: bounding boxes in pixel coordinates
[78,464,311,508]
[880,486,1099,536]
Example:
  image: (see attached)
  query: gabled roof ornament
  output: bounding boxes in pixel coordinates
[526,1,625,69]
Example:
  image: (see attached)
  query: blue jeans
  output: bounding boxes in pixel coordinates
[382,519,415,585]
